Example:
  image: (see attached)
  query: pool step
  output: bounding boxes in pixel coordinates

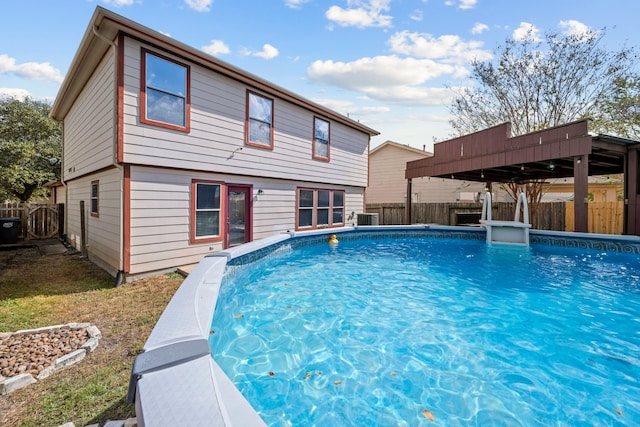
[480,192,531,245]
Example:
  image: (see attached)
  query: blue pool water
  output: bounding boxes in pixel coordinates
[210,237,640,426]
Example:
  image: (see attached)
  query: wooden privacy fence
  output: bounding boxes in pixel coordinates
[565,201,624,235]
[367,201,625,234]
[367,202,564,228]
[0,202,63,240]
[412,202,566,230]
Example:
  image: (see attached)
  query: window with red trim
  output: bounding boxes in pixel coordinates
[313,117,330,161]
[191,180,223,242]
[332,191,344,224]
[246,91,274,149]
[296,188,345,230]
[90,181,99,217]
[141,49,190,132]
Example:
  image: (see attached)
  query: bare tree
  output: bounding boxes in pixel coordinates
[450,28,638,227]
[450,28,638,136]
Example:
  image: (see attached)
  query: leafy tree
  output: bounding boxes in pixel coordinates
[449,28,638,227]
[0,97,62,202]
[592,75,640,140]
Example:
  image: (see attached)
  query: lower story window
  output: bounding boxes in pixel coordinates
[90,181,99,217]
[192,180,223,242]
[297,188,346,230]
[298,189,314,228]
[333,191,344,224]
[317,190,330,226]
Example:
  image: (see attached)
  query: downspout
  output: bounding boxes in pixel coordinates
[92,24,116,50]
[93,24,126,285]
[60,122,68,244]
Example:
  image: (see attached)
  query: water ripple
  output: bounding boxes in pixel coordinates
[211,237,640,426]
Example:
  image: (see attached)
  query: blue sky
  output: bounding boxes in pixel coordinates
[1,0,638,151]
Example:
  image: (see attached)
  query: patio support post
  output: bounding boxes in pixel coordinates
[574,155,589,232]
[628,148,638,235]
[406,178,412,225]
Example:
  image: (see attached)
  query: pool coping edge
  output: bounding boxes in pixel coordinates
[131,225,640,426]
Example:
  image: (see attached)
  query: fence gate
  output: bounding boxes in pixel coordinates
[28,204,59,239]
[1,202,61,240]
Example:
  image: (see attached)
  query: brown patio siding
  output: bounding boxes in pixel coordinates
[404,119,639,236]
[406,121,593,180]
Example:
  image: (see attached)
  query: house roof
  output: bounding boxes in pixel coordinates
[406,119,639,183]
[50,7,379,137]
[370,140,432,157]
[44,180,63,188]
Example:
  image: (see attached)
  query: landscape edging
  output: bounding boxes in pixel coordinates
[0,322,102,395]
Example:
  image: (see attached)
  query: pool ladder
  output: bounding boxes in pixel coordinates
[480,192,531,245]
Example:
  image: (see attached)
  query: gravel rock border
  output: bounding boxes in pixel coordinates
[0,322,102,395]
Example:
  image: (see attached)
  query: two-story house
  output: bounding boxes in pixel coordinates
[51,7,378,280]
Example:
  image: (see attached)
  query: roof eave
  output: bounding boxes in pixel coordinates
[50,7,379,137]
[50,7,111,121]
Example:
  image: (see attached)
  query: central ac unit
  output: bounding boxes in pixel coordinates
[357,213,379,226]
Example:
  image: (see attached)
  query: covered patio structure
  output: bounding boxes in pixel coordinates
[405,119,640,235]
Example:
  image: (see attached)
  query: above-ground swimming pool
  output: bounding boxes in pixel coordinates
[210,231,640,426]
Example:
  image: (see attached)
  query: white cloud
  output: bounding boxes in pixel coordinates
[308,56,467,105]
[101,0,135,6]
[352,105,391,115]
[184,0,212,12]
[202,39,230,55]
[311,98,390,116]
[285,0,310,8]
[445,0,477,9]
[325,0,392,29]
[0,88,31,100]
[0,54,63,83]
[365,86,456,106]
[513,22,541,42]
[242,44,279,59]
[459,0,477,9]
[306,28,494,107]
[254,44,279,59]
[388,31,492,63]
[308,56,461,88]
[471,22,489,35]
[559,20,592,39]
[410,9,424,22]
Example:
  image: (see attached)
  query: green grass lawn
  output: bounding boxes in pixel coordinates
[0,244,183,427]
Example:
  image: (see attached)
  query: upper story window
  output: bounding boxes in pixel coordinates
[191,180,223,243]
[246,91,274,149]
[141,49,190,132]
[313,117,330,161]
[90,181,99,217]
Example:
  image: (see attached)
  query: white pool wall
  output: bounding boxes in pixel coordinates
[131,225,640,426]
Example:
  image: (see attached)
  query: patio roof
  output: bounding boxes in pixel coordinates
[404,119,640,235]
[405,119,637,183]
